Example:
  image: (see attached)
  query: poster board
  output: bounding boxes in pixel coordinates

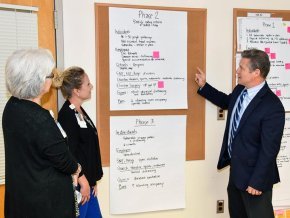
[274,113,290,209]
[110,115,186,214]
[109,7,188,111]
[95,3,206,166]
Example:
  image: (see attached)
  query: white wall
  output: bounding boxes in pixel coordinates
[61,0,290,217]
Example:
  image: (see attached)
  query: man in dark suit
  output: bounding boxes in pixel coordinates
[195,49,285,218]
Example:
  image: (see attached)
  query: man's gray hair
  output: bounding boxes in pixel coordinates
[5,48,55,99]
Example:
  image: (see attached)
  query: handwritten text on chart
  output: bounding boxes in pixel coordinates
[277,117,290,168]
[113,117,165,191]
[237,18,290,110]
[109,7,187,110]
[273,115,290,207]
[110,115,186,214]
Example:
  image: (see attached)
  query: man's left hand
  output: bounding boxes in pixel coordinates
[246,186,262,195]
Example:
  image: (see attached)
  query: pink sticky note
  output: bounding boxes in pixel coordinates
[275,209,284,215]
[270,53,276,59]
[276,90,281,96]
[285,63,290,69]
[153,51,159,58]
[264,48,271,53]
[158,81,164,88]
[288,26,290,33]
[288,39,290,44]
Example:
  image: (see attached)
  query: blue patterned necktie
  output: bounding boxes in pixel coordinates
[228,89,247,157]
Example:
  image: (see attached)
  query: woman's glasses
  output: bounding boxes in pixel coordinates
[45,73,54,79]
[46,68,57,79]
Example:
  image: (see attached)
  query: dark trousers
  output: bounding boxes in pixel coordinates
[227,180,274,218]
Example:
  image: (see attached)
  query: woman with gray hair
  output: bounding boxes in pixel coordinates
[2,48,81,218]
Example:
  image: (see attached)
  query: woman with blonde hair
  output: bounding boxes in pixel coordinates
[54,66,103,218]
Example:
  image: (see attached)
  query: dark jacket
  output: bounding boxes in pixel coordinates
[3,97,78,218]
[58,100,103,186]
[198,82,285,192]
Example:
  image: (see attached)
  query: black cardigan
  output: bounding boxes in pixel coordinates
[3,96,78,218]
[58,100,103,186]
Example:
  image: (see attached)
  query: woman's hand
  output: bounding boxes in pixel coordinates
[72,163,81,186]
[92,183,98,197]
[78,175,90,205]
[72,174,78,187]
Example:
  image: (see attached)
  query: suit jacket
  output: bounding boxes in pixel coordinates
[58,100,103,186]
[3,97,78,218]
[198,82,285,192]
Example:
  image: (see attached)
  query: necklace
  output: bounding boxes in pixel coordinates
[83,115,95,129]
